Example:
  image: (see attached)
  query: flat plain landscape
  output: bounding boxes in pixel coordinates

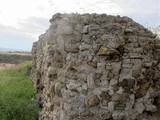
[0,52,32,64]
[0,52,40,120]
[0,52,32,70]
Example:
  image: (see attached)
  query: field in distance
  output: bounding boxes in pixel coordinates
[0,52,31,65]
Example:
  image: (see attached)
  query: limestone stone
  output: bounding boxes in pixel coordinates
[145,104,157,112]
[125,28,134,34]
[79,43,91,51]
[111,61,122,76]
[119,68,133,82]
[112,111,125,120]
[48,66,57,75]
[87,61,97,68]
[87,73,96,88]
[125,94,135,110]
[135,102,145,114]
[101,112,112,119]
[65,48,79,53]
[97,46,108,56]
[97,62,106,73]
[110,78,118,86]
[122,63,133,68]
[132,69,141,78]
[108,101,115,112]
[97,46,119,56]
[82,25,89,34]
[112,93,126,102]
[84,95,100,107]
[55,82,65,97]
[56,21,73,35]
[99,91,110,100]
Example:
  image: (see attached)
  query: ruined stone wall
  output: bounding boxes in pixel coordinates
[31,13,160,120]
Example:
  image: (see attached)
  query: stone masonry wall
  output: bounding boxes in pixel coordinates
[31,13,160,120]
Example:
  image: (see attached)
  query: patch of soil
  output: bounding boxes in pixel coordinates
[0,63,16,70]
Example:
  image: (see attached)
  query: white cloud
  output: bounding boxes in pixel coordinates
[48,0,121,14]
[112,0,160,15]
[0,0,159,42]
[0,0,121,41]
[0,0,159,26]
[0,0,51,27]
[0,0,121,28]
[17,17,49,40]
[0,17,49,41]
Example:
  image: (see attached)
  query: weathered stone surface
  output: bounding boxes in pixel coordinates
[110,78,118,86]
[155,44,160,49]
[31,13,160,120]
[65,48,79,53]
[87,61,97,68]
[112,93,126,102]
[135,102,145,114]
[122,63,133,68]
[97,46,119,56]
[112,111,125,120]
[97,46,109,56]
[82,25,89,34]
[84,94,100,107]
[145,104,157,112]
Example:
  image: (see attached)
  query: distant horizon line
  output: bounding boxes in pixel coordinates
[0,47,31,52]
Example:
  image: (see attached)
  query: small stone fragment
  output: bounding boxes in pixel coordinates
[101,112,112,119]
[87,61,97,68]
[55,82,65,97]
[112,111,125,120]
[122,63,133,68]
[87,74,96,88]
[108,101,114,112]
[97,46,119,56]
[132,70,141,78]
[82,25,89,34]
[112,93,126,102]
[69,60,77,67]
[109,78,118,86]
[65,48,79,53]
[145,104,157,112]
[85,95,99,107]
[135,102,145,114]
[125,28,134,33]
[97,46,108,56]
[48,66,57,75]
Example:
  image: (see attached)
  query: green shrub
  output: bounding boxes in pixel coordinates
[0,61,40,120]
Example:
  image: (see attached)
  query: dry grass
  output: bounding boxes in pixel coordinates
[0,61,40,120]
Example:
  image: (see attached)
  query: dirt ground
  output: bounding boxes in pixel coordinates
[0,63,16,70]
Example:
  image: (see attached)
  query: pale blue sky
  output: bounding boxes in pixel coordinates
[0,0,159,51]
